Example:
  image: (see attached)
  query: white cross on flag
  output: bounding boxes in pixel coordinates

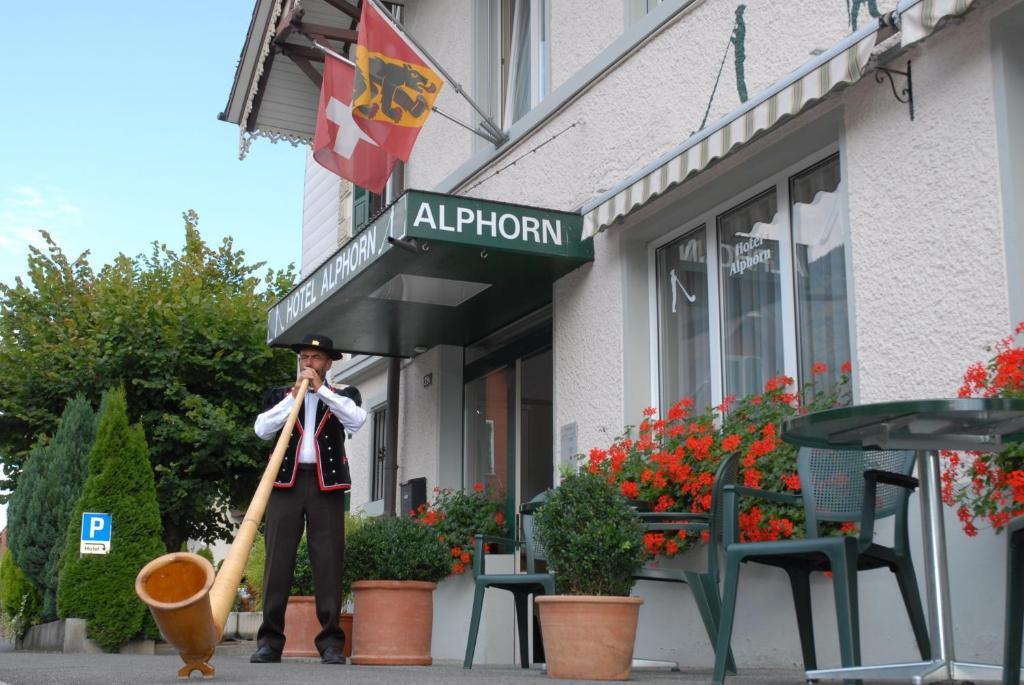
[313,54,397,193]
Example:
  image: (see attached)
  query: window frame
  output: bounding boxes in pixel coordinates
[369,402,388,503]
[475,0,551,134]
[648,143,847,411]
[352,184,386,234]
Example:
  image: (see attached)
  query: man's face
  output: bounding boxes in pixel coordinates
[298,348,332,378]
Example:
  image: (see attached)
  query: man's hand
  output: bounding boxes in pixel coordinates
[297,367,324,392]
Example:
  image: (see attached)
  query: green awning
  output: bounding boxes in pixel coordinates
[267,190,593,357]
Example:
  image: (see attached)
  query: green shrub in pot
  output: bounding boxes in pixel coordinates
[533,469,646,596]
[346,515,450,583]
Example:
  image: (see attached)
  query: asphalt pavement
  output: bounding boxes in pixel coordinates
[0,639,907,684]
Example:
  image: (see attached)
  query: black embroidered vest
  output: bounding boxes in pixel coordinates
[263,385,360,491]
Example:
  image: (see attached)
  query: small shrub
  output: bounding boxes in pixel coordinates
[346,515,450,584]
[0,548,42,639]
[533,469,646,596]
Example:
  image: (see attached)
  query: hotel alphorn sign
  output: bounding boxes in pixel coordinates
[266,191,589,345]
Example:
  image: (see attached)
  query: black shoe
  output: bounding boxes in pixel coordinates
[250,645,282,663]
[321,647,346,665]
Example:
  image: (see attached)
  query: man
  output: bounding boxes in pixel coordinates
[250,333,367,665]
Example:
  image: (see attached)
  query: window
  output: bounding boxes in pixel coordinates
[656,226,711,410]
[370,405,387,502]
[352,185,385,232]
[655,152,851,409]
[476,0,550,132]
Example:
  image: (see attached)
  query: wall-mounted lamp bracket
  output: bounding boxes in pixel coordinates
[875,60,914,121]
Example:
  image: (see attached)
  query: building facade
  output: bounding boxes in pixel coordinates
[223,0,1024,668]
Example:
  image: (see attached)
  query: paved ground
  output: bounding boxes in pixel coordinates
[0,639,929,684]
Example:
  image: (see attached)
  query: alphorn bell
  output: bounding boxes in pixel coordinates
[135,378,310,679]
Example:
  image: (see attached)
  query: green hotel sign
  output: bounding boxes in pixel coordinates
[267,190,590,344]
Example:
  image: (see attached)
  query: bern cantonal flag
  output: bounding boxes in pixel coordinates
[352,0,443,162]
[313,54,398,194]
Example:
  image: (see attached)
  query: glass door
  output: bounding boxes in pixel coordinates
[463,313,553,529]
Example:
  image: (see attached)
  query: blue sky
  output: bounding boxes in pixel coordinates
[0,3,310,528]
[0,2,307,287]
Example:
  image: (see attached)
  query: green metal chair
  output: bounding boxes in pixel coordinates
[1003,514,1024,685]
[463,491,555,669]
[712,447,931,685]
[632,452,739,674]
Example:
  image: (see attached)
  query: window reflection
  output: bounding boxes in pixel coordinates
[790,154,850,393]
[718,189,784,399]
[656,226,711,410]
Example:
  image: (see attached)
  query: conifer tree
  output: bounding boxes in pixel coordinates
[5,443,48,602]
[6,396,95,620]
[56,388,164,651]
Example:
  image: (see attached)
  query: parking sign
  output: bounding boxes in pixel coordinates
[80,512,112,555]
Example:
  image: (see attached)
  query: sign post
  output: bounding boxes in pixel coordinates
[80,512,112,555]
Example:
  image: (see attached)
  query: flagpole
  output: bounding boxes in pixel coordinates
[312,41,355,68]
[311,41,503,146]
[367,0,508,146]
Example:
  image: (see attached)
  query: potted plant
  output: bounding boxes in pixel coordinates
[532,468,647,680]
[345,514,450,665]
[412,483,508,575]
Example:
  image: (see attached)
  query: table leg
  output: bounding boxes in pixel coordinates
[805,450,1003,682]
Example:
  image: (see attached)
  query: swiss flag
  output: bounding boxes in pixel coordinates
[313,54,398,193]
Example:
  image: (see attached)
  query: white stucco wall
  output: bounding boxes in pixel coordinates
[334,362,388,509]
[845,5,1010,405]
[553,229,627,467]
[549,0,623,90]
[401,1,476,191]
[436,0,896,210]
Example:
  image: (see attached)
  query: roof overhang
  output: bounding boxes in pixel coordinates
[220,0,365,155]
[267,190,593,357]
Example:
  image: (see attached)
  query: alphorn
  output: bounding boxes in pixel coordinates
[135,378,310,679]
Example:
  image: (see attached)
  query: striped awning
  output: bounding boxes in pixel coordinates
[899,0,977,46]
[581,0,978,239]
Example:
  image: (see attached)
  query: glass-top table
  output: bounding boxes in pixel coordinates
[782,398,1024,684]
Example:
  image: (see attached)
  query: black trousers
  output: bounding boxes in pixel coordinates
[257,464,347,655]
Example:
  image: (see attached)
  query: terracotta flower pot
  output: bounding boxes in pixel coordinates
[535,595,643,680]
[282,596,319,657]
[340,612,354,658]
[350,580,436,665]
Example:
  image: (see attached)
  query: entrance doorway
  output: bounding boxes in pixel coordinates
[463,311,553,525]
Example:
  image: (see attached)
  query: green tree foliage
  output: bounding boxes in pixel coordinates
[5,396,95,620]
[5,444,48,603]
[0,548,42,638]
[56,388,166,651]
[0,212,296,551]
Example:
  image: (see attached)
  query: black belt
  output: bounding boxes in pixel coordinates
[296,463,317,472]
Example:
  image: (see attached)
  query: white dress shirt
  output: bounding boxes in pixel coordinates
[254,385,367,464]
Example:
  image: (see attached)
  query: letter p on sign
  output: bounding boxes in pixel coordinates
[80,512,112,555]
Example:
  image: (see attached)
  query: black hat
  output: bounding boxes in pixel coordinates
[289,333,343,360]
